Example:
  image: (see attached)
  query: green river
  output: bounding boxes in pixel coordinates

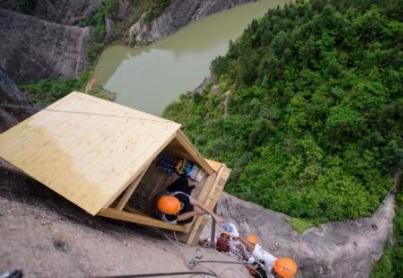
[95,0,285,115]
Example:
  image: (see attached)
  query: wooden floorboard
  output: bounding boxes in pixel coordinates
[99,208,187,232]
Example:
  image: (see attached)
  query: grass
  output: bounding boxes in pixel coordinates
[20,69,114,104]
[288,217,314,234]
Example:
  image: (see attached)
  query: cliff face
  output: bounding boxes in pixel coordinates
[0,0,259,84]
[128,0,257,45]
[0,9,90,83]
[200,193,395,278]
[0,166,248,278]
[0,163,394,278]
[0,0,104,25]
[0,66,31,132]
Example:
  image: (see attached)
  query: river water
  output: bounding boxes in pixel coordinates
[95,0,285,115]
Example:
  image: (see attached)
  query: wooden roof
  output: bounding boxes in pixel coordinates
[0,92,181,215]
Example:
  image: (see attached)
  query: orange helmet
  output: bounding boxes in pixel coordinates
[273,257,298,278]
[221,231,230,238]
[157,195,181,215]
[246,234,258,245]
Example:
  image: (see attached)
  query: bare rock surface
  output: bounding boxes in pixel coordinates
[0,9,90,83]
[0,165,249,278]
[0,159,395,278]
[128,0,257,45]
[117,0,132,21]
[200,192,395,278]
[0,0,104,25]
[0,66,31,132]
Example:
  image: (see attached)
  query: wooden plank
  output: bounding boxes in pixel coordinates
[186,165,231,245]
[179,166,223,242]
[175,130,214,175]
[99,208,187,232]
[115,162,151,211]
[0,92,181,215]
[124,205,145,215]
[206,159,222,172]
[177,171,218,236]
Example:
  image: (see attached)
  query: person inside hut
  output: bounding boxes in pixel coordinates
[153,175,223,225]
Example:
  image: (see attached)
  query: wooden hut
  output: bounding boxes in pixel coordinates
[0,92,230,245]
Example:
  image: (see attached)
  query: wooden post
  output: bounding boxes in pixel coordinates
[210,205,217,247]
[175,130,214,175]
[116,161,152,211]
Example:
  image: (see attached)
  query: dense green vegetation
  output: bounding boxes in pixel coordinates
[18,0,37,15]
[287,217,314,234]
[371,189,403,278]
[164,0,402,223]
[20,70,114,104]
[78,0,119,63]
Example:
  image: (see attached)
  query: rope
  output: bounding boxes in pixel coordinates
[191,260,246,266]
[92,270,217,278]
[0,103,172,124]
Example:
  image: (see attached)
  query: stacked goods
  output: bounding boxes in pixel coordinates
[157,154,206,182]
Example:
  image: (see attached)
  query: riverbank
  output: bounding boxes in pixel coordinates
[95,0,286,115]
[1,0,261,106]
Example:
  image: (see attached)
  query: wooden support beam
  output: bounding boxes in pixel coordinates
[206,159,223,172]
[210,205,217,248]
[116,162,151,211]
[99,208,187,232]
[178,171,218,237]
[185,165,231,245]
[175,130,214,175]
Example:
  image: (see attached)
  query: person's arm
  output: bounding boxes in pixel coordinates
[237,236,255,253]
[191,198,224,224]
[176,209,204,222]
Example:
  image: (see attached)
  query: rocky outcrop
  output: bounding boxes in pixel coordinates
[105,17,115,42]
[200,193,395,278]
[0,9,90,83]
[117,0,132,21]
[0,67,31,132]
[35,0,104,25]
[0,0,104,25]
[128,0,257,45]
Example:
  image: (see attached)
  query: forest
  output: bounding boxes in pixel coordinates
[164,0,402,274]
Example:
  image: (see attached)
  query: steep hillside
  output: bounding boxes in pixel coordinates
[165,0,403,223]
[0,0,104,25]
[0,0,260,105]
[0,9,90,83]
